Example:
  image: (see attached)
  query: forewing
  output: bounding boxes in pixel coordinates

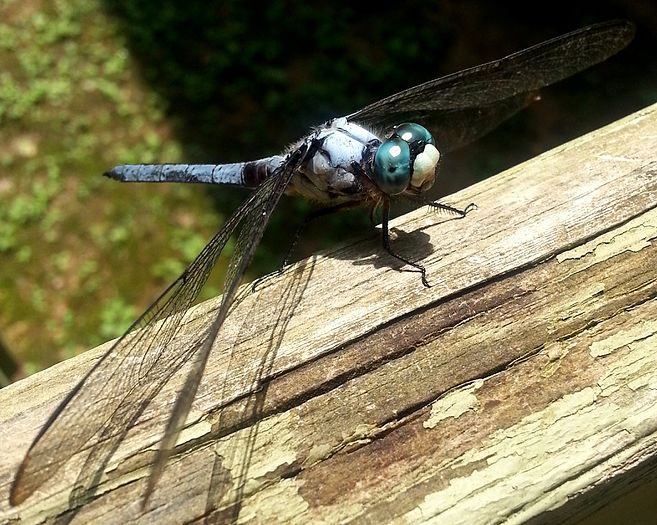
[141,145,306,503]
[349,20,634,152]
[10,148,303,506]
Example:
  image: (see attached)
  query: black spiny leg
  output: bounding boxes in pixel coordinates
[381,198,430,288]
[404,194,477,218]
[427,200,477,217]
[280,201,362,270]
[252,200,361,292]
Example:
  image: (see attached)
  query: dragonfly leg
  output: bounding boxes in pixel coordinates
[283,201,362,267]
[251,201,360,293]
[381,198,430,288]
[427,200,477,216]
[404,194,477,217]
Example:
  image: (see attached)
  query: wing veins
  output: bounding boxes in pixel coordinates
[10,147,304,505]
[350,21,634,151]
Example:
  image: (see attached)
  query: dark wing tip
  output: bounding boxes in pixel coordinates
[621,19,637,45]
[597,19,636,48]
[608,18,636,35]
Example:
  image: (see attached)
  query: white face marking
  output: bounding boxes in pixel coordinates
[411,143,440,190]
[389,144,402,158]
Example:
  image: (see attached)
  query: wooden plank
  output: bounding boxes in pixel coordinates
[1,102,657,524]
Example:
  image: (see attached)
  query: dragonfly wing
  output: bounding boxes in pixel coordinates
[10,145,307,506]
[349,20,634,152]
[376,91,538,153]
[141,144,310,503]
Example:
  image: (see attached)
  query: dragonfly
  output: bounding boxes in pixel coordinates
[10,20,634,507]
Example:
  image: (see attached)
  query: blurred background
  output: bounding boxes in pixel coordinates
[1,0,656,380]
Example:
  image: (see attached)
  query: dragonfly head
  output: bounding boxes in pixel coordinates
[371,123,440,195]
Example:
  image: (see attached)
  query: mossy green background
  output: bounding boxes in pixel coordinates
[1,1,655,377]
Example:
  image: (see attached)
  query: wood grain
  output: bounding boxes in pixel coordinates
[1,102,657,524]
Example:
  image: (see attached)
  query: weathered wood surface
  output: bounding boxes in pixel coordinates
[1,102,657,524]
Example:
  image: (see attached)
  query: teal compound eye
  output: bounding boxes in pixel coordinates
[394,122,435,146]
[372,137,411,195]
[394,122,440,192]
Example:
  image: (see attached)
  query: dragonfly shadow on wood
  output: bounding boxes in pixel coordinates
[326,201,472,285]
[202,262,316,522]
[56,260,317,521]
[337,223,437,285]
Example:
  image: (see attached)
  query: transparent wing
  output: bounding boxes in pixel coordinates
[349,20,634,152]
[10,144,309,506]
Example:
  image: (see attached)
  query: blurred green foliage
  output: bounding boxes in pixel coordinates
[102,1,453,158]
[0,0,222,373]
[0,0,654,377]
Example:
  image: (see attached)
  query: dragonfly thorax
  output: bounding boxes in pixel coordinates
[371,122,440,195]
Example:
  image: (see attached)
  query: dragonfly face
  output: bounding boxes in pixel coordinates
[371,122,440,195]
